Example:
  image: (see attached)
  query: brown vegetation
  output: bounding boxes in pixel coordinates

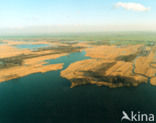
[61,44,156,87]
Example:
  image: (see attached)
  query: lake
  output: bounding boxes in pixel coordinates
[15,44,50,50]
[0,51,156,123]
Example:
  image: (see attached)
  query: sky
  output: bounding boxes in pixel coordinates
[0,0,156,34]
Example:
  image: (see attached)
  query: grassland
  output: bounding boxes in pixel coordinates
[1,31,156,41]
[0,39,83,82]
[1,32,156,87]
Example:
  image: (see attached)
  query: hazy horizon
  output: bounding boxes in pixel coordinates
[0,0,156,35]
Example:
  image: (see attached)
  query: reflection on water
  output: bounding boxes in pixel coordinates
[0,51,155,123]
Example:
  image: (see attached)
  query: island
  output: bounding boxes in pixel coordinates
[61,44,156,88]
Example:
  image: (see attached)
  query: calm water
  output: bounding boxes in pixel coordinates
[0,51,156,123]
[15,44,50,50]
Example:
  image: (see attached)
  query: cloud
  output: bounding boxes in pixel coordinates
[115,2,151,12]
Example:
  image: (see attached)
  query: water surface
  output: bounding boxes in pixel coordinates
[15,44,50,50]
[0,51,155,123]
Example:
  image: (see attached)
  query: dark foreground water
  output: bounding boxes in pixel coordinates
[0,51,156,123]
